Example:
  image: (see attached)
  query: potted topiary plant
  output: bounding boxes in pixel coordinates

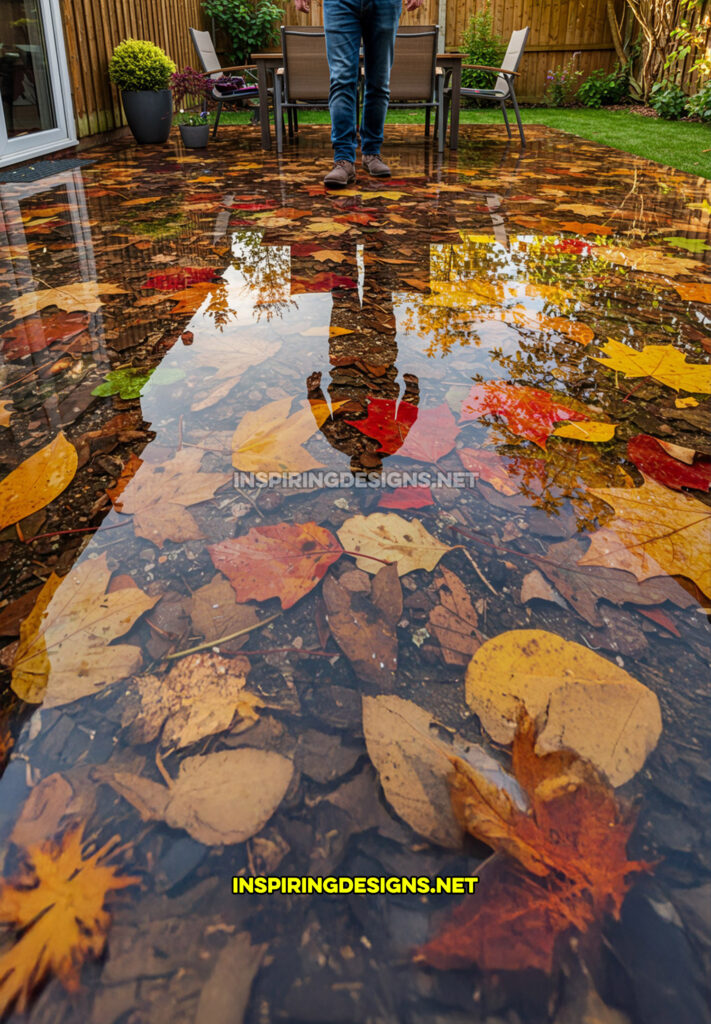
[108,39,176,144]
[170,67,214,148]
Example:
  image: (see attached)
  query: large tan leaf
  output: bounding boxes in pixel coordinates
[8,282,126,320]
[322,568,399,687]
[427,567,481,665]
[232,397,326,473]
[581,476,711,599]
[108,448,229,547]
[0,433,77,531]
[592,245,703,277]
[124,652,261,749]
[11,554,157,706]
[465,629,661,786]
[337,513,451,576]
[361,695,464,848]
[104,748,293,845]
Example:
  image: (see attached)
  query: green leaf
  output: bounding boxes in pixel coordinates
[663,236,711,253]
[92,366,185,400]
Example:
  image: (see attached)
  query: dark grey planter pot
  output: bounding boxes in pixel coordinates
[179,123,210,148]
[121,89,172,144]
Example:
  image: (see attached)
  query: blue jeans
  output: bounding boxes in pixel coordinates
[323,0,402,163]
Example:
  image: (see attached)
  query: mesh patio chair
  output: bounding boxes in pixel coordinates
[274,26,337,153]
[387,26,445,151]
[189,28,260,137]
[448,27,530,145]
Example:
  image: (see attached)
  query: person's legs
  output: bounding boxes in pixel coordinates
[360,0,401,156]
[323,0,362,164]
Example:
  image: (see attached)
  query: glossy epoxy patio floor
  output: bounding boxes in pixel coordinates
[0,125,710,1024]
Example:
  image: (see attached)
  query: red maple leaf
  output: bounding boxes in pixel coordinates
[397,404,459,463]
[460,383,585,449]
[142,268,218,291]
[346,397,419,455]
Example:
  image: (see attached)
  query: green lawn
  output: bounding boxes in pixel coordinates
[222,106,711,179]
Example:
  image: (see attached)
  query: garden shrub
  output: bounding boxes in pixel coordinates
[201,0,284,66]
[649,81,687,119]
[577,65,629,108]
[544,56,583,107]
[461,5,506,90]
[108,39,176,92]
[686,80,711,121]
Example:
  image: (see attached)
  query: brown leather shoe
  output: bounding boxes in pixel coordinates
[362,152,391,177]
[324,160,356,189]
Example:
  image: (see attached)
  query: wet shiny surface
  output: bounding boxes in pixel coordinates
[0,125,710,1024]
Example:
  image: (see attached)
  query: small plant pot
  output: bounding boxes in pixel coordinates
[179,123,210,148]
[121,89,172,144]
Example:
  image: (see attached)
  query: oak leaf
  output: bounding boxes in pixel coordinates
[580,476,711,598]
[460,382,586,449]
[0,433,77,532]
[124,652,260,749]
[465,629,661,785]
[593,338,711,393]
[209,522,343,609]
[337,513,451,576]
[8,282,126,321]
[107,448,230,548]
[11,553,157,706]
[101,748,293,845]
[0,825,137,1014]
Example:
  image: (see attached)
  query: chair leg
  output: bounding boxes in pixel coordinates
[293,108,299,135]
[437,80,446,152]
[425,108,431,137]
[500,102,512,138]
[510,87,525,145]
[287,108,294,140]
[212,101,223,138]
[274,91,284,153]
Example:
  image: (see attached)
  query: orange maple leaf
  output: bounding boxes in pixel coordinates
[0,825,138,1014]
[417,715,650,973]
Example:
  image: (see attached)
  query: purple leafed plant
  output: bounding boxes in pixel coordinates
[170,66,214,124]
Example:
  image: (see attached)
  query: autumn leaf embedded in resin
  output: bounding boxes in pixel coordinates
[593,338,711,393]
[338,513,451,576]
[11,553,157,706]
[8,282,126,320]
[0,433,78,532]
[209,522,343,609]
[627,435,711,491]
[0,825,137,1014]
[232,397,329,474]
[460,382,586,449]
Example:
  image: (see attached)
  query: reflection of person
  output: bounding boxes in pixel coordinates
[294,0,424,188]
[305,249,419,473]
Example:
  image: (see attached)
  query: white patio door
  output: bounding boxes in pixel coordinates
[0,0,76,167]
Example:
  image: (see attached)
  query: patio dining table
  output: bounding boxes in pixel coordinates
[250,50,464,152]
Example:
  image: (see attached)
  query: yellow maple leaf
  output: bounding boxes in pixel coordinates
[232,397,327,474]
[337,513,452,576]
[0,825,137,1015]
[0,433,77,531]
[580,476,711,599]
[593,338,711,393]
[8,282,126,321]
[11,553,158,706]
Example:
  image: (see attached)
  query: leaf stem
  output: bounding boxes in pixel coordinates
[165,612,281,660]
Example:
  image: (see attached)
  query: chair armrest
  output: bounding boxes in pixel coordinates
[461,64,520,76]
[217,64,257,73]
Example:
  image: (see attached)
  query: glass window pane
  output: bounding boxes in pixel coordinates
[0,0,57,139]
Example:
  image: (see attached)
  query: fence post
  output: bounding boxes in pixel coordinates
[438,0,448,49]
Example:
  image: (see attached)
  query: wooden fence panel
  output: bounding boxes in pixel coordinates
[283,0,623,101]
[60,0,207,137]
